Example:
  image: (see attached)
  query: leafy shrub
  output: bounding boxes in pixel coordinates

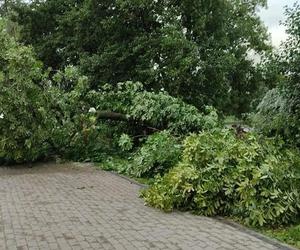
[53,80,219,162]
[128,131,182,178]
[142,164,199,210]
[45,66,126,162]
[142,129,300,226]
[47,68,110,161]
[59,115,114,162]
[118,134,133,152]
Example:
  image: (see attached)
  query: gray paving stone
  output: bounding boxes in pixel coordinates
[0,162,294,250]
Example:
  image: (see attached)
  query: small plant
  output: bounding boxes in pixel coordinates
[141,163,199,211]
[100,156,131,174]
[118,134,133,152]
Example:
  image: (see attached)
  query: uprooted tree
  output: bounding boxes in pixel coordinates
[0,19,218,163]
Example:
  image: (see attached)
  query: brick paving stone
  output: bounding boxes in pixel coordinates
[0,162,295,250]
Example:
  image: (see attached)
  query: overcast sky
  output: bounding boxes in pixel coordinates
[259,0,296,47]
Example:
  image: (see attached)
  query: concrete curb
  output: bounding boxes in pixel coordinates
[108,170,148,188]
[91,162,148,188]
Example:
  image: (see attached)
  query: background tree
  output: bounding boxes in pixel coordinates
[0,0,10,15]
[14,0,270,115]
[0,0,21,16]
[252,3,300,147]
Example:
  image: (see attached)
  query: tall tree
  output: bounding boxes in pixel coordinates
[0,0,21,16]
[0,0,8,15]
[279,3,300,145]
[253,3,300,147]
[14,0,270,115]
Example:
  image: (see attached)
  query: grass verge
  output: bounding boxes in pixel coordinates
[260,224,300,249]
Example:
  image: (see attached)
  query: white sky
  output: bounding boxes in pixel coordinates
[259,0,297,47]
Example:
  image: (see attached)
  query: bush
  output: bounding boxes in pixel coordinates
[142,129,300,226]
[59,116,116,162]
[118,134,133,152]
[128,131,182,178]
[53,80,219,162]
[45,66,124,162]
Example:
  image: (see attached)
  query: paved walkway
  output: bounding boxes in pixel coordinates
[0,163,293,250]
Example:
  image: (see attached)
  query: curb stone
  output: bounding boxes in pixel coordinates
[216,217,297,250]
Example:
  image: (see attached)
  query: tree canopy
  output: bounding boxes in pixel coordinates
[252,3,300,147]
[13,0,270,115]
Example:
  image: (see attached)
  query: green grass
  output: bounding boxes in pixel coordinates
[261,224,300,249]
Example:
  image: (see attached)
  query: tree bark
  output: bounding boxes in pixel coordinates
[96,111,129,122]
[96,111,161,132]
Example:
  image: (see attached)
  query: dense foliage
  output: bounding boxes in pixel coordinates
[0,20,219,163]
[0,19,53,163]
[46,66,118,161]
[128,131,181,178]
[252,4,300,147]
[87,81,219,134]
[13,0,270,115]
[101,131,182,178]
[142,129,300,226]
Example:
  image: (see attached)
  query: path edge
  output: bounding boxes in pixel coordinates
[216,217,297,250]
[88,162,297,250]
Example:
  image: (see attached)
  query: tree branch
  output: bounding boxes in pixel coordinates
[96,111,162,132]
